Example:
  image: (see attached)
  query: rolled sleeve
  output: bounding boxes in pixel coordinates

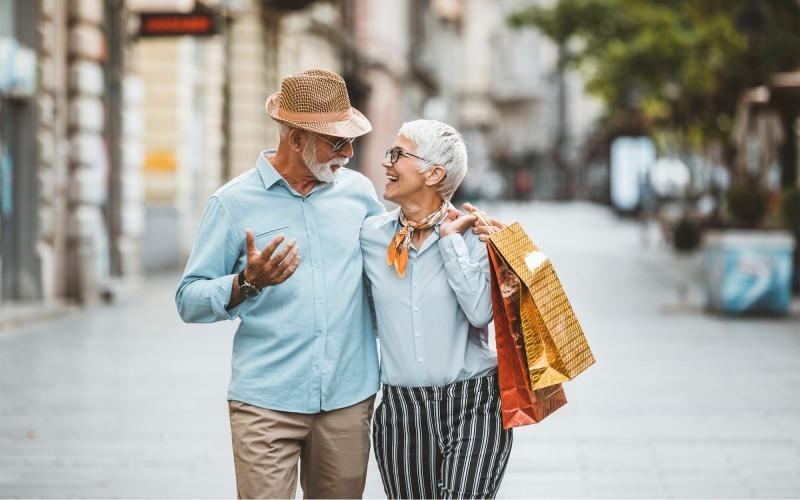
[209,274,244,320]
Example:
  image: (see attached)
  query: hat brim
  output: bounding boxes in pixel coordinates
[265,92,372,139]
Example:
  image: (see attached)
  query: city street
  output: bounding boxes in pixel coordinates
[1,201,798,498]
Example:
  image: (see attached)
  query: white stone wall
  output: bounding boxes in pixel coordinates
[200,37,225,202]
[228,2,274,176]
[64,0,112,302]
[276,3,341,78]
[137,33,225,268]
[227,0,347,178]
[352,0,411,197]
[34,0,145,301]
[37,0,70,301]
[118,71,146,276]
[139,39,187,204]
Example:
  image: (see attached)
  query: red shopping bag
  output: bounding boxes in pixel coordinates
[487,243,567,429]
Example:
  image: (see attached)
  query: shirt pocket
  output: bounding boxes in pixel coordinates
[251,224,299,303]
[255,224,292,248]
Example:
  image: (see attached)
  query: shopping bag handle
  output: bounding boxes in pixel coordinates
[463,202,500,235]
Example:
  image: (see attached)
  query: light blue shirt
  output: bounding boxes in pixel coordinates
[360,208,498,387]
[176,150,385,413]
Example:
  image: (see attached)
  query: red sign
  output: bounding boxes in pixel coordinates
[139,13,218,37]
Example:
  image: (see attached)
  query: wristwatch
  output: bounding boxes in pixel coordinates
[237,269,262,298]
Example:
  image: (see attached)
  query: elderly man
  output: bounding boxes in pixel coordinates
[176,69,383,499]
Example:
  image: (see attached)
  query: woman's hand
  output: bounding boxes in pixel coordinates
[439,212,478,237]
[462,202,507,241]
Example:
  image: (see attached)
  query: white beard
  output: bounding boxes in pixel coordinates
[302,138,348,183]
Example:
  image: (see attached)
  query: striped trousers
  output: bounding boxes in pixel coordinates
[373,372,513,499]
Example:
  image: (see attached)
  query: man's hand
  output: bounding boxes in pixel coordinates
[243,229,301,287]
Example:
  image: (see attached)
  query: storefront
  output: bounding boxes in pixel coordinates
[0,0,39,301]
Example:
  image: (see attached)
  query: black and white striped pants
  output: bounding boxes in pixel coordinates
[373,372,513,499]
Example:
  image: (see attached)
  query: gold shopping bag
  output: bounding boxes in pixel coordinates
[487,222,595,390]
[487,242,568,429]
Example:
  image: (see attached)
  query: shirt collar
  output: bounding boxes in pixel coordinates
[257,149,283,190]
[256,149,337,196]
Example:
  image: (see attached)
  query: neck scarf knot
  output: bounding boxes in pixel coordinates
[386,202,449,278]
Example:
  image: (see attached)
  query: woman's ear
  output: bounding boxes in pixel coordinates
[425,165,446,188]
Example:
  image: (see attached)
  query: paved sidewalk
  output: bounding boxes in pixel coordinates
[1,201,798,498]
[485,202,800,498]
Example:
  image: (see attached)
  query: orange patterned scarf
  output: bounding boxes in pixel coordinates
[386,202,449,278]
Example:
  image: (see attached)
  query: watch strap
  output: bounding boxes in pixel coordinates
[238,269,261,291]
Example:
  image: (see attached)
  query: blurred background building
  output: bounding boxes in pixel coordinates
[0,0,798,310]
[0,0,605,308]
[1,0,143,307]
[0,2,799,496]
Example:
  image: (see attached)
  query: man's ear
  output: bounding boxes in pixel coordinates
[425,165,446,188]
[288,128,306,153]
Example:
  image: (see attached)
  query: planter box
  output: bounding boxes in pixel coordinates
[704,231,795,314]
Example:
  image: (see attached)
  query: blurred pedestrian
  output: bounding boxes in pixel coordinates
[361,120,513,499]
[514,168,534,200]
[175,69,382,499]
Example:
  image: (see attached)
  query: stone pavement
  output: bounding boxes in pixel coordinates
[1,201,798,498]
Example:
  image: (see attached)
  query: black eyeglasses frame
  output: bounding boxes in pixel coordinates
[385,147,435,166]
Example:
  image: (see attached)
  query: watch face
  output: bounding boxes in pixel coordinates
[239,282,260,298]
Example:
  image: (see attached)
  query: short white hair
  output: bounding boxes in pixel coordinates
[278,123,292,138]
[398,119,468,200]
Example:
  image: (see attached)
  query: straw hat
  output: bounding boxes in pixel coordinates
[265,69,372,138]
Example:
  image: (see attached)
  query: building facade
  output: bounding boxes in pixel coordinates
[0,0,144,307]
[350,0,603,202]
[135,0,347,271]
[0,0,604,310]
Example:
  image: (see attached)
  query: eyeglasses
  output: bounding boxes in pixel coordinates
[310,132,355,153]
[385,147,435,166]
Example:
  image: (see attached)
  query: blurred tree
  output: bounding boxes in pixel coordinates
[508,0,800,148]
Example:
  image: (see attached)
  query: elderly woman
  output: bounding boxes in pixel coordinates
[360,119,512,499]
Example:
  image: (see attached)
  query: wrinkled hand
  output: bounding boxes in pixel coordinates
[462,202,507,242]
[243,229,301,287]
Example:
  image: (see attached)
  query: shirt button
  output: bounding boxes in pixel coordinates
[414,307,419,312]
[415,332,421,337]
[413,283,418,288]
[417,357,423,362]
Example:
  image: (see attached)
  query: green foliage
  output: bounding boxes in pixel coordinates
[508,0,800,144]
[726,180,768,228]
[781,187,800,233]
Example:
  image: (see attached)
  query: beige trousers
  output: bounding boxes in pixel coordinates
[228,396,375,499]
